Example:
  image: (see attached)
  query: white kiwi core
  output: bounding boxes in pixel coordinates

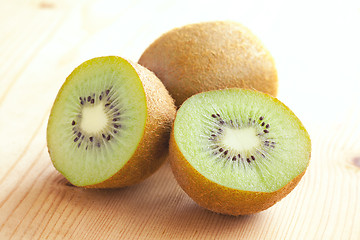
[221,127,260,153]
[80,104,108,134]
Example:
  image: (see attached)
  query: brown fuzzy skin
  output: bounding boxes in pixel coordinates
[138,21,278,106]
[84,59,176,188]
[169,129,307,216]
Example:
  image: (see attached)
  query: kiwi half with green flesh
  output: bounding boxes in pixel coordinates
[138,21,278,107]
[169,89,311,215]
[47,56,176,188]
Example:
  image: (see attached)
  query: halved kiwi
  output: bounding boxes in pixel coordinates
[139,21,278,106]
[169,89,311,215]
[47,56,176,188]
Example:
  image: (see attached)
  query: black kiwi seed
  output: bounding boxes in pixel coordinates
[265,124,270,128]
[211,114,217,118]
[89,137,93,142]
[259,116,264,120]
[219,148,224,152]
[264,129,269,133]
[106,89,110,95]
[74,137,79,142]
[72,120,76,125]
[223,150,228,155]
[87,96,91,102]
[261,122,265,126]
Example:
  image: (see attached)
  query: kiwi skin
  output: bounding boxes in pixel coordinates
[138,21,278,106]
[168,91,310,216]
[49,57,176,188]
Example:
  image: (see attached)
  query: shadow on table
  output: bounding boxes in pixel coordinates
[53,161,263,237]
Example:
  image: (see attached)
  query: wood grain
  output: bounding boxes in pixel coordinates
[0,0,359,239]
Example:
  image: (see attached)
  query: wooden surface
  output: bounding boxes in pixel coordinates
[1,0,360,239]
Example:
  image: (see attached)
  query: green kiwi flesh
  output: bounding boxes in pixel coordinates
[172,89,311,193]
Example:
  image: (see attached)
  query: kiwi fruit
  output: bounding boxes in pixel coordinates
[47,56,176,188]
[138,21,278,106]
[169,89,311,215]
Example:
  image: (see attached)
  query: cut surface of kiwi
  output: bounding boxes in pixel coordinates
[47,56,176,188]
[139,21,278,106]
[169,89,311,215]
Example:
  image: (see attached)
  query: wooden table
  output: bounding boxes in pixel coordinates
[1,0,359,239]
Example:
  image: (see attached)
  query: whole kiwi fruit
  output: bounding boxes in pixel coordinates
[138,21,278,106]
